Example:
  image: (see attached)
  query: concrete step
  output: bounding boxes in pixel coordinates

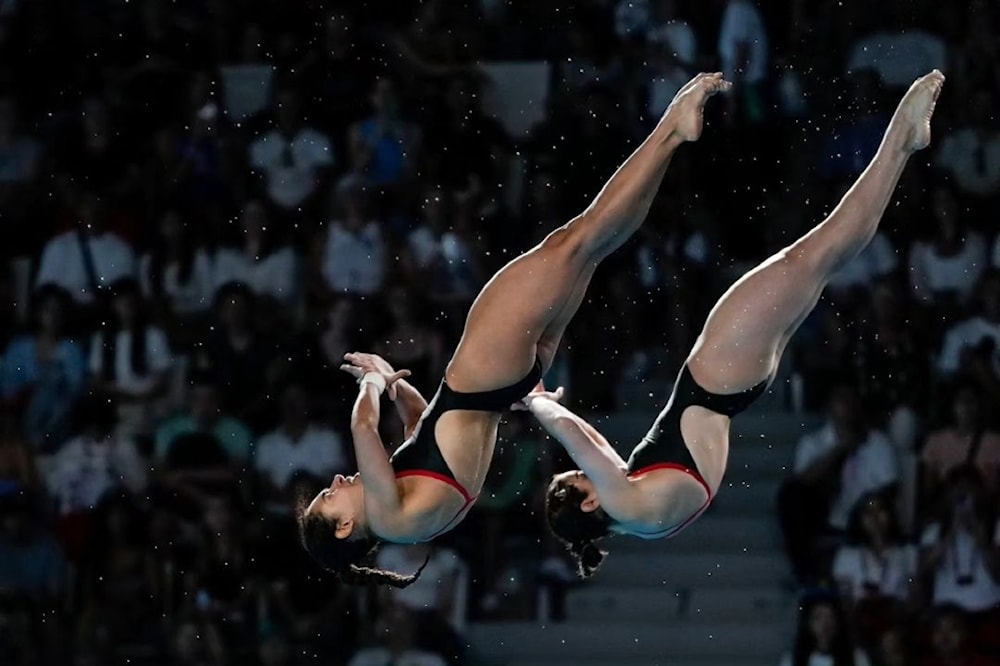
[468,620,791,660]
[566,584,796,622]
[592,548,790,587]
[612,513,782,553]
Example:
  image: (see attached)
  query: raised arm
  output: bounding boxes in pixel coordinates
[350,377,404,516]
[391,378,429,439]
[520,391,632,497]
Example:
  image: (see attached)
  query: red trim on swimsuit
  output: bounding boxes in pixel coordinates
[395,470,478,540]
[626,462,712,538]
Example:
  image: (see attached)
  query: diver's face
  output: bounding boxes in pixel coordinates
[553,470,600,512]
[305,474,366,539]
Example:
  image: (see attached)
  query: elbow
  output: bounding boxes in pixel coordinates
[350,418,379,438]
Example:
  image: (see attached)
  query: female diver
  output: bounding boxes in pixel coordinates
[520,70,946,577]
[299,73,733,586]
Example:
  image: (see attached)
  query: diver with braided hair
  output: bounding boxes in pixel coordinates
[518,71,946,578]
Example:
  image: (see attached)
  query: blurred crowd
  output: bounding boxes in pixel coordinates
[1,0,1000,664]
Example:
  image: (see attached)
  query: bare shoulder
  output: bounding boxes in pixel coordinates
[373,478,466,542]
[618,469,712,536]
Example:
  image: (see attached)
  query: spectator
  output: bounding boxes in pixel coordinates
[218,23,275,124]
[34,191,137,306]
[908,183,987,314]
[921,604,998,666]
[937,272,1000,391]
[875,626,914,666]
[851,279,928,452]
[644,6,699,120]
[827,231,899,307]
[778,385,899,584]
[935,90,1000,203]
[139,208,214,336]
[918,466,1000,617]
[922,384,1000,504]
[717,0,769,121]
[0,410,36,499]
[376,543,466,664]
[248,87,335,219]
[90,278,173,437]
[819,71,892,183]
[847,13,947,90]
[254,381,348,515]
[374,286,445,396]
[154,369,253,464]
[779,592,871,666]
[212,200,299,308]
[348,77,421,193]
[0,495,65,603]
[0,286,86,452]
[202,282,285,424]
[319,181,387,298]
[832,491,917,646]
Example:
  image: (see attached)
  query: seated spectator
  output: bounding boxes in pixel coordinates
[171,617,227,666]
[875,626,914,666]
[139,208,214,327]
[717,0,769,123]
[254,381,348,515]
[0,495,65,605]
[77,493,161,660]
[34,191,137,306]
[921,604,998,666]
[819,71,891,183]
[154,369,253,464]
[348,77,421,192]
[937,272,1000,391]
[373,286,445,396]
[248,87,334,218]
[376,543,466,665]
[847,19,947,90]
[778,385,899,585]
[0,410,36,500]
[851,279,929,452]
[319,181,387,298]
[935,90,1000,202]
[0,286,86,452]
[779,591,871,666]
[90,278,173,437]
[642,24,696,123]
[908,183,987,315]
[218,23,274,123]
[832,491,917,647]
[202,283,285,425]
[918,466,1000,617]
[827,230,899,308]
[349,606,446,666]
[212,200,298,309]
[922,384,1000,504]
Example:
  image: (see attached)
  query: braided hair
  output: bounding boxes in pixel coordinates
[545,474,612,578]
[295,497,428,588]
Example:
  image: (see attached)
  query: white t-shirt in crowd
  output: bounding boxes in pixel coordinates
[35,230,136,303]
[213,246,298,305]
[408,227,442,269]
[718,0,769,85]
[827,232,898,291]
[649,21,697,65]
[89,327,172,396]
[348,648,445,666]
[376,546,463,613]
[847,30,947,88]
[908,233,987,304]
[936,129,1000,197]
[322,221,386,296]
[920,521,1000,612]
[832,544,917,601]
[44,435,148,514]
[249,128,334,209]
[139,251,214,315]
[254,425,347,490]
[779,650,871,666]
[794,424,899,530]
[938,316,1000,377]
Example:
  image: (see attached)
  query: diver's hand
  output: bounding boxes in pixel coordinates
[341,352,410,399]
[512,385,565,411]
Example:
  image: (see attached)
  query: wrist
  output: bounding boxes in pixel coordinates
[359,373,387,395]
